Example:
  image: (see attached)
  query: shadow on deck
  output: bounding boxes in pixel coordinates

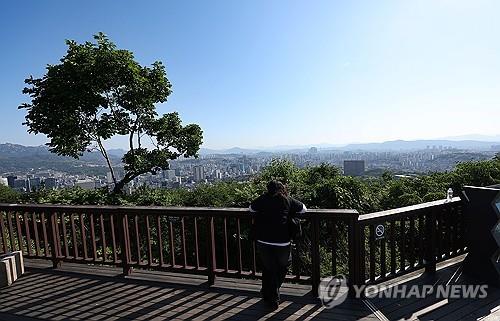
[0,257,499,320]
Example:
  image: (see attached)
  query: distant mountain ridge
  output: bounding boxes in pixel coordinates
[0,143,122,175]
[200,139,500,154]
[1,137,499,161]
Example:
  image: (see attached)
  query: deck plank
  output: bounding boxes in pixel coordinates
[0,260,375,321]
[0,257,498,320]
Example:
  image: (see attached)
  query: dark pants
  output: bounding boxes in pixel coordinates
[257,243,291,303]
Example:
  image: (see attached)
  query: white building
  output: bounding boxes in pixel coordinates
[74,179,97,190]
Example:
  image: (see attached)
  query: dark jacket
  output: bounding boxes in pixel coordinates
[250,193,305,243]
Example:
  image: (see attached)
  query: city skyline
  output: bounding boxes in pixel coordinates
[1,1,500,150]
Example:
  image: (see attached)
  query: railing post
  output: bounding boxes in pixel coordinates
[424,208,437,274]
[206,216,216,285]
[348,212,362,297]
[119,214,131,276]
[310,215,321,297]
[48,212,61,269]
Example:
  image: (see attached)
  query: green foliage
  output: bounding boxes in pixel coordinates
[22,187,114,205]
[0,185,20,203]
[20,33,203,193]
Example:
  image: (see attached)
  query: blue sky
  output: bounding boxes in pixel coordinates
[1,0,499,149]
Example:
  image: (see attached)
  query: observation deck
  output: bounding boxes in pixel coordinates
[1,200,499,320]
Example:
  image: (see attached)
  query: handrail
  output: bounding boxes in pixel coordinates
[359,197,461,223]
[0,203,358,219]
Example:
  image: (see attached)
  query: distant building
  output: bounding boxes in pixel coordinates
[343,160,365,176]
[13,179,27,191]
[44,177,58,189]
[308,147,318,154]
[0,177,8,186]
[29,177,41,191]
[193,166,205,182]
[74,179,97,190]
[163,169,176,180]
[7,175,17,188]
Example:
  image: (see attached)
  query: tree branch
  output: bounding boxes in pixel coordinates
[96,137,117,187]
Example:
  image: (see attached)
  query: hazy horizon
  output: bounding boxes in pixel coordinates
[1,1,500,150]
[1,133,499,151]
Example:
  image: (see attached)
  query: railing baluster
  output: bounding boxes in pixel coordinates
[169,220,175,267]
[80,214,88,260]
[369,224,376,282]
[223,217,229,273]
[41,212,49,257]
[331,221,337,276]
[157,216,164,267]
[53,212,62,259]
[90,213,97,261]
[418,215,424,266]
[120,214,131,275]
[206,216,216,285]
[311,215,321,296]
[23,213,32,256]
[100,214,107,262]
[251,217,256,277]
[48,212,61,268]
[451,204,459,255]
[32,212,40,256]
[0,212,7,253]
[236,218,242,275]
[7,212,15,251]
[446,205,453,257]
[110,214,117,263]
[193,217,199,269]
[146,215,152,267]
[400,218,406,272]
[424,208,437,273]
[60,213,69,257]
[380,232,386,279]
[359,225,366,284]
[181,217,187,268]
[437,209,443,261]
[409,217,415,268]
[134,215,141,264]
[15,212,24,253]
[390,221,396,275]
[458,205,466,252]
[71,214,78,259]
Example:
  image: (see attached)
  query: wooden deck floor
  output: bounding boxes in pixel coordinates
[0,258,499,320]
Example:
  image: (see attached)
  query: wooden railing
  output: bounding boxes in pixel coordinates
[352,197,465,287]
[0,198,466,296]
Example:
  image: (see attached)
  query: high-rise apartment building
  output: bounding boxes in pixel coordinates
[193,166,205,182]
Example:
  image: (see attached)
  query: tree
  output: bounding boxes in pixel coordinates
[20,33,203,193]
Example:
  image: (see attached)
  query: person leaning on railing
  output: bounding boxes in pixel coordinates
[249,180,307,309]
